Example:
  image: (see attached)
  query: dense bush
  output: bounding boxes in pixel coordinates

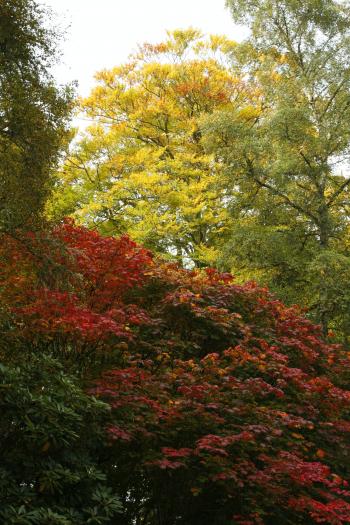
[1,222,350,524]
[0,354,121,524]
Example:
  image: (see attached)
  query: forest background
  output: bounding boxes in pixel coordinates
[2,1,350,524]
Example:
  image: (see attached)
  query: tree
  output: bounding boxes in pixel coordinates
[48,29,252,267]
[2,221,350,524]
[0,220,152,369]
[202,0,350,337]
[0,0,73,231]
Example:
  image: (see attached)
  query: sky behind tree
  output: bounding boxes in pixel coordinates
[43,0,247,97]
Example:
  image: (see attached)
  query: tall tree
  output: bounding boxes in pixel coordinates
[0,0,73,230]
[202,0,350,337]
[48,30,253,267]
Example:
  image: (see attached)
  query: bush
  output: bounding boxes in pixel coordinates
[1,222,350,524]
[0,354,121,524]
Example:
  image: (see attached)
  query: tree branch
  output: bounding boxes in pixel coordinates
[327,176,350,206]
[244,157,319,223]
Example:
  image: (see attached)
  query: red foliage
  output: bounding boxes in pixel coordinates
[2,221,350,524]
[0,220,152,351]
[91,264,350,524]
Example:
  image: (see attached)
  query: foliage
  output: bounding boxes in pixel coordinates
[0,0,350,525]
[48,9,350,337]
[3,3,350,521]
[0,0,73,230]
[2,221,350,524]
[201,0,350,336]
[92,270,350,525]
[47,29,250,267]
[0,219,152,366]
[0,353,121,524]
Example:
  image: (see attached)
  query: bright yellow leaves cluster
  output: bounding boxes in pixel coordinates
[48,30,250,267]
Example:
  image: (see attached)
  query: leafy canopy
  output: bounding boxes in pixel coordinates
[2,222,350,524]
[201,0,350,336]
[48,29,252,267]
[0,0,73,231]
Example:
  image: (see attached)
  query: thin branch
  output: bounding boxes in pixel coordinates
[244,157,319,223]
[327,176,350,206]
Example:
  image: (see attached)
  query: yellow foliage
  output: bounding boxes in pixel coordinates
[49,29,257,267]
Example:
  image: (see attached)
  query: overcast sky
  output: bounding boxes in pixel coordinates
[42,0,248,97]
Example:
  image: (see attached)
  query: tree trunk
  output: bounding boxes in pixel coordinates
[317,195,331,336]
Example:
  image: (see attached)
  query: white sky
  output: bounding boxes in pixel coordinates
[43,0,248,98]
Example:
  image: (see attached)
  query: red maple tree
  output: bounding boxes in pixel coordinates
[1,221,350,524]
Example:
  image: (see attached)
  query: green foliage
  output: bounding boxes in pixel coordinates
[308,250,350,339]
[225,0,350,43]
[0,0,73,230]
[0,353,122,524]
[202,0,350,336]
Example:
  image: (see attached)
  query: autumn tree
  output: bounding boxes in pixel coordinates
[0,0,73,231]
[48,29,253,267]
[202,0,350,337]
[2,221,350,524]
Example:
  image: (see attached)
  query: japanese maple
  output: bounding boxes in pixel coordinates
[1,222,350,524]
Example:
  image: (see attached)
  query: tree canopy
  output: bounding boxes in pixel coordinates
[0,0,73,231]
[48,29,252,267]
[201,0,350,336]
[4,0,350,524]
[49,3,350,336]
[1,221,350,524]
